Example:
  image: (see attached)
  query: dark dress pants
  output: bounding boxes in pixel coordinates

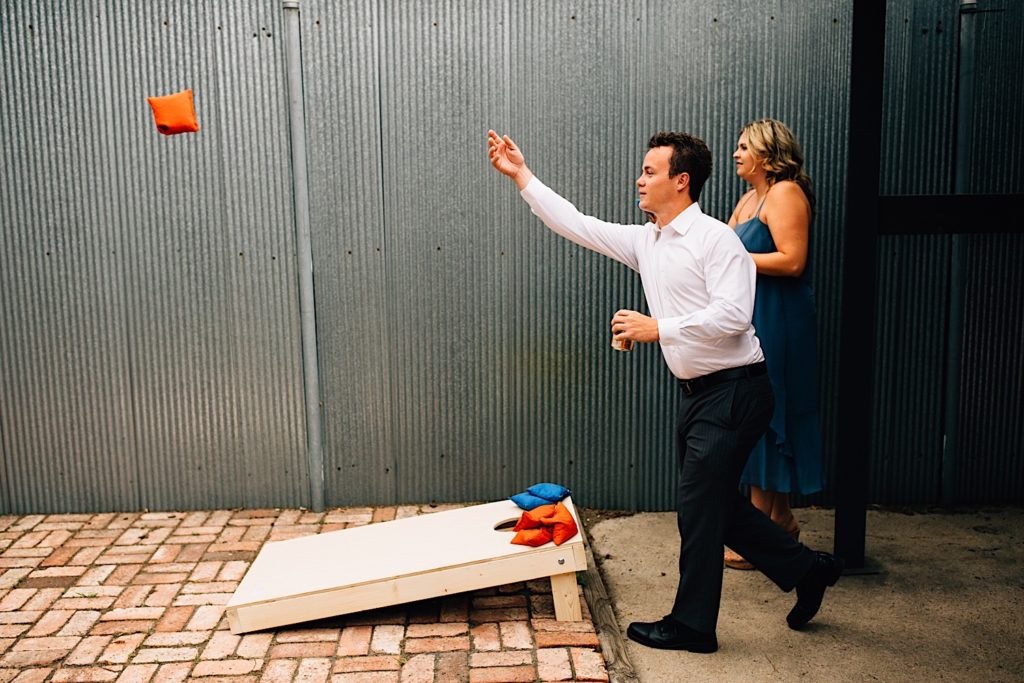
[670,372,816,635]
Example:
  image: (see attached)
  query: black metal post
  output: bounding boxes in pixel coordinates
[834,0,887,569]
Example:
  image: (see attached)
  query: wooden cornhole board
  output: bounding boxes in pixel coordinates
[226,497,587,634]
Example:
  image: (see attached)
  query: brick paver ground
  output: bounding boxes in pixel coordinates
[0,507,608,682]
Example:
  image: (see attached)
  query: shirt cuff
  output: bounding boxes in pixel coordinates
[519,176,543,199]
[657,316,685,346]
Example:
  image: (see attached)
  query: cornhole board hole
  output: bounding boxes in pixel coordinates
[226,497,587,634]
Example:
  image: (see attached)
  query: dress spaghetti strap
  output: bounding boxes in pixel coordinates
[753,192,769,221]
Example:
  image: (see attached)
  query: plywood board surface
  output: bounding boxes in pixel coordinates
[228,497,583,608]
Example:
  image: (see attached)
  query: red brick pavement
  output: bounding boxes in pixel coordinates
[0,507,608,682]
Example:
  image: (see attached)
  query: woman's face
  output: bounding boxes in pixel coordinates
[733,132,763,180]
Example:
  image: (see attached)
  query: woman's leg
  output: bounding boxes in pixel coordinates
[725,487,798,568]
[769,493,799,538]
[750,486,775,516]
[725,487,775,569]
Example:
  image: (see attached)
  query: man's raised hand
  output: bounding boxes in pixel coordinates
[487,130,533,190]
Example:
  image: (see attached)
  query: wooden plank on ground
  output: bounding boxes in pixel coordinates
[579,515,640,683]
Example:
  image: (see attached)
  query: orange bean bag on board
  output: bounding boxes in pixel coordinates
[510,502,579,547]
[147,89,199,135]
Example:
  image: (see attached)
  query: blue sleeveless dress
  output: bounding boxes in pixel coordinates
[735,203,823,495]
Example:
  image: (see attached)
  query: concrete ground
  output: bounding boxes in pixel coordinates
[0,506,609,682]
[585,506,1024,682]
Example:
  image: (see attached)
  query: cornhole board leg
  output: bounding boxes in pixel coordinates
[226,497,587,634]
[550,571,582,621]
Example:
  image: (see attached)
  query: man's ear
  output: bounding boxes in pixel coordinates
[675,172,690,194]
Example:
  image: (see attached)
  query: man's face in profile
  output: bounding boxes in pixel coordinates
[636,146,686,222]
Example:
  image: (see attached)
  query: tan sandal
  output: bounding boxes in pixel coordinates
[724,547,754,570]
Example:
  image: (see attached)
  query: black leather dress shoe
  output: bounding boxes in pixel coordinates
[626,616,718,653]
[787,551,845,630]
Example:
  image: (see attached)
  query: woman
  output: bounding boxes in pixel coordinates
[724,118,823,570]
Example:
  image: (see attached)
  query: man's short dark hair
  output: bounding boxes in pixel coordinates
[648,131,713,202]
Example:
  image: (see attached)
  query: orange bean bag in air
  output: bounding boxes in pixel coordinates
[147,89,199,135]
[510,502,579,547]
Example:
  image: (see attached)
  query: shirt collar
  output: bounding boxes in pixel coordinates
[659,202,702,237]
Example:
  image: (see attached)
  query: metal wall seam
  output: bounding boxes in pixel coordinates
[283,0,326,511]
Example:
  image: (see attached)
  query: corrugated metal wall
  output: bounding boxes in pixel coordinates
[954,0,1024,502]
[874,0,1024,504]
[1,3,139,512]
[872,0,958,503]
[2,0,1020,513]
[1,1,308,513]
[302,0,853,509]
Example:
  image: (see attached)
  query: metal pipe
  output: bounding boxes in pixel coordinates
[283,0,325,512]
[943,0,978,503]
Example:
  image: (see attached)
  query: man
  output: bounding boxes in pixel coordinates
[487,129,843,653]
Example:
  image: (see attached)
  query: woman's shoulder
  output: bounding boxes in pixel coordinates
[765,180,811,212]
[767,179,805,198]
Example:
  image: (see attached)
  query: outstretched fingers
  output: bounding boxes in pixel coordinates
[487,130,512,172]
[487,130,517,151]
[487,129,505,151]
[487,130,504,161]
[486,129,531,187]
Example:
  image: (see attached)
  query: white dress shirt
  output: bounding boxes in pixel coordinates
[521,177,764,380]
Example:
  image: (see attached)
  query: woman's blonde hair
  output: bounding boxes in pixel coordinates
[742,118,815,215]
